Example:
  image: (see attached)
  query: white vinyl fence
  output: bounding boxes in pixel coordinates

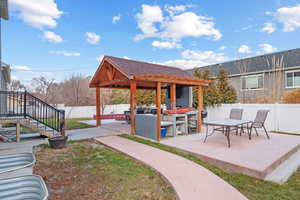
[56,104,130,119]
[206,104,300,134]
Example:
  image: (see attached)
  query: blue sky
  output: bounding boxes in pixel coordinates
[2,0,300,84]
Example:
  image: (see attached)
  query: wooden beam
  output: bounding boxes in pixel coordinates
[99,79,129,87]
[197,86,203,132]
[89,59,130,88]
[96,88,101,126]
[134,74,211,86]
[130,81,137,136]
[156,82,161,142]
[170,83,176,110]
[134,75,210,86]
[16,122,20,142]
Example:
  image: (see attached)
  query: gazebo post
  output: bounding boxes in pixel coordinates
[96,87,101,126]
[156,82,161,141]
[197,86,203,132]
[170,83,176,110]
[130,81,137,136]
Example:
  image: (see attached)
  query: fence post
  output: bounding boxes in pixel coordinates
[23,91,27,118]
[274,103,279,132]
[16,122,21,142]
[61,110,66,136]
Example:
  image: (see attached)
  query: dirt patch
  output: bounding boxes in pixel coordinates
[34,140,176,200]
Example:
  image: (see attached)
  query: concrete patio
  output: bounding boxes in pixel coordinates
[161,130,300,182]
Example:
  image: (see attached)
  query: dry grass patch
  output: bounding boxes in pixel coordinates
[34,140,176,200]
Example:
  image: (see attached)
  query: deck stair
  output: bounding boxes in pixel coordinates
[0,91,65,139]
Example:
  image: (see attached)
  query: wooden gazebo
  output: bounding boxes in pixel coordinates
[89,56,209,141]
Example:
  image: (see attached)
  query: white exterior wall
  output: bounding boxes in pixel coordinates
[57,104,130,119]
[206,104,300,134]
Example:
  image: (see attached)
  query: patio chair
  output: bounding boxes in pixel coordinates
[248,110,270,140]
[215,108,243,134]
[229,108,243,120]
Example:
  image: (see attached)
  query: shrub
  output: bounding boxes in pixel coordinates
[283,89,300,103]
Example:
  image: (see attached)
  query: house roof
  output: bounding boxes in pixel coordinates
[0,0,9,20]
[105,56,194,78]
[189,48,300,77]
[90,56,208,89]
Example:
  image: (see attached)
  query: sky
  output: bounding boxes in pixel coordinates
[2,0,300,85]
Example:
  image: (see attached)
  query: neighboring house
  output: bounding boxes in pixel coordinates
[190,48,300,103]
[0,62,11,114]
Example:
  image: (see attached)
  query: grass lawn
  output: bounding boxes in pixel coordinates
[121,135,300,200]
[65,118,95,130]
[34,140,176,200]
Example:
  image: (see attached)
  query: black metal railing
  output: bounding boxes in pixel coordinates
[0,90,65,136]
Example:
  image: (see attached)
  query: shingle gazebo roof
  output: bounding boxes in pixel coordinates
[90,56,209,89]
[105,56,194,78]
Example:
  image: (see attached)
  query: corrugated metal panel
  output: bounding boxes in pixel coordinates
[0,153,35,174]
[0,175,49,200]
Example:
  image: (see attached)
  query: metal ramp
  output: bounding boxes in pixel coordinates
[0,175,48,200]
[0,153,35,174]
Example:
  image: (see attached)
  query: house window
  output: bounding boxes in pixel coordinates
[241,74,263,90]
[286,71,300,88]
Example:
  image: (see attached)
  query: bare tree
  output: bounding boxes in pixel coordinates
[9,80,26,91]
[266,55,285,103]
[32,76,56,103]
[235,59,251,103]
[61,74,95,106]
[100,88,113,114]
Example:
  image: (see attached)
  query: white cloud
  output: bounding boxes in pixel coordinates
[9,0,63,29]
[164,5,191,15]
[152,40,181,49]
[11,65,33,72]
[135,4,164,40]
[275,4,300,32]
[219,45,227,50]
[162,49,228,69]
[50,51,80,56]
[112,14,121,24]
[259,43,277,53]
[261,22,276,33]
[265,11,272,15]
[181,50,228,63]
[134,4,221,42]
[85,32,101,45]
[11,75,18,80]
[96,55,104,63]
[162,59,205,69]
[238,45,251,54]
[123,56,131,59]
[43,31,63,43]
[162,12,222,41]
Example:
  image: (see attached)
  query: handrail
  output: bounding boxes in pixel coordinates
[0,90,65,136]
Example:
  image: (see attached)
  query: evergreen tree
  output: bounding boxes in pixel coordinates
[193,68,237,108]
[215,68,237,104]
[193,69,221,108]
[137,89,166,106]
[110,89,129,104]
